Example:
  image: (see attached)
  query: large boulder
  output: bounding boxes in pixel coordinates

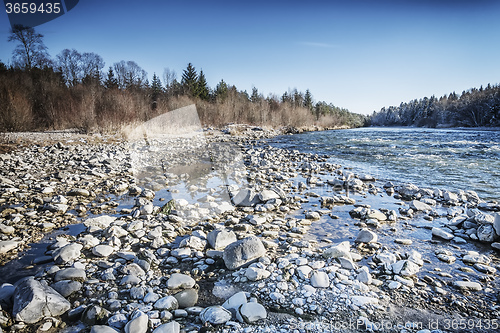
[223,236,266,270]
[12,277,70,324]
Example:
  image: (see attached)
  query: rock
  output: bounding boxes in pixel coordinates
[453,281,482,291]
[310,271,330,288]
[222,291,247,312]
[366,209,387,221]
[173,289,198,308]
[232,188,261,207]
[431,227,453,241]
[0,241,20,254]
[237,302,267,323]
[305,211,320,220]
[90,326,120,333]
[322,241,351,260]
[223,236,266,270]
[350,296,378,307]
[166,273,196,290]
[124,311,148,333]
[81,305,110,325]
[475,213,494,225]
[92,245,115,257]
[52,243,83,264]
[462,252,491,265]
[436,254,456,263]
[0,224,15,235]
[245,267,271,281]
[51,280,82,297]
[199,306,232,325]
[410,200,432,212]
[207,229,237,250]
[12,277,71,324]
[391,260,420,276]
[355,229,378,243]
[259,189,280,202]
[473,263,496,274]
[154,296,179,311]
[394,239,413,245]
[338,257,357,270]
[129,286,145,300]
[356,267,372,284]
[54,268,86,282]
[444,191,459,203]
[388,281,401,290]
[477,224,497,242]
[494,213,500,236]
[492,243,500,251]
[0,283,15,308]
[396,183,420,199]
[67,188,90,197]
[84,215,116,231]
[152,321,180,333]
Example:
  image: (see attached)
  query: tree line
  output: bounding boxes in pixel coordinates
[370,85,500,128]
[0,25,366,132]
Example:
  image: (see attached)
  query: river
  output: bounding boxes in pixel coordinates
[267,127,500,202]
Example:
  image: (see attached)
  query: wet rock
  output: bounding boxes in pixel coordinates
[199,306,232,325]
[305,211,320,220]
[52,243,83,264]
[462,251,491,265]
[12,277,70,324]
[207,229,237,250]
[237,302,267,323]
[223,235,266,270]
[391,260,420,276]
[355,229,378,243]
[92,245,115,257]
[431,227,453,241]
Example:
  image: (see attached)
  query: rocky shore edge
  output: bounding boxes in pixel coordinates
[0,125,499,333]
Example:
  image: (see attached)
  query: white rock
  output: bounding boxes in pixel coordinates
[152,321,180,333]
[310,271,329,288]
[245,267,270,281]
[355,229,378,243]
[92,245,115,257]
[167,273,195,290]
[322,241,351,260]
[199,306,232,325]
[453,281,482,291]
[432,227,454,240]
[0,240,20,254]
[350,296,378,307]
[237,302,267,323]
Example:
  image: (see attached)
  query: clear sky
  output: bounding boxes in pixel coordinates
[1,0,500,115]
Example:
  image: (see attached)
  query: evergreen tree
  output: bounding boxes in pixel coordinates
[251,87,261,103]
[215,79,228,102]
[304,89,313,110]
[197,70,210,100]
[151,73,162,110]
[181,63,198,97]
[104,67,118,89]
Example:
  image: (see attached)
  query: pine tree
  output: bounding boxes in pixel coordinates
[197,70,209,100]
[215,79,228,102]
[151,73,162,110]
[104,67,118,89]
[304,89,313,110]
[181,63,198,97]
[251,87,260,103]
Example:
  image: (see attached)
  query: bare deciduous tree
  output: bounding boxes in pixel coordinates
[8,25,51,70]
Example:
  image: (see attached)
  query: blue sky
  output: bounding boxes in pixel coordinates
[1,0,500,115]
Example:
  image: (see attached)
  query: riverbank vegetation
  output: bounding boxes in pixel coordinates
[0,26,366,132]
[370,85,500,128]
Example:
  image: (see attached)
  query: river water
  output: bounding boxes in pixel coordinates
[267,127,500,202]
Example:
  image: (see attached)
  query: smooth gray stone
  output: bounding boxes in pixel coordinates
[223,236,266,270]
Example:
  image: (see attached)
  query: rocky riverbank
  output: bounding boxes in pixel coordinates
[0,126,499,333]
